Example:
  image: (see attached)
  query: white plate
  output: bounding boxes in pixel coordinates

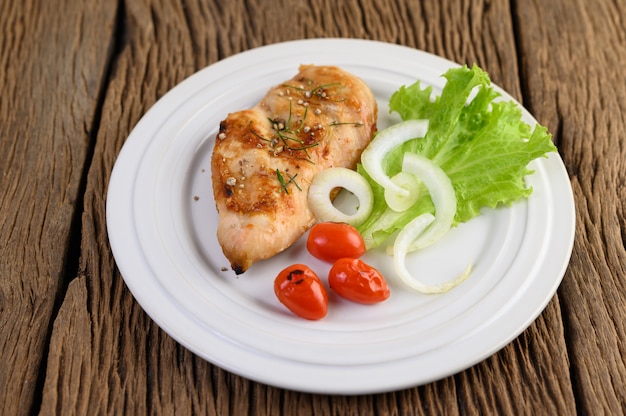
[106,39,575,394]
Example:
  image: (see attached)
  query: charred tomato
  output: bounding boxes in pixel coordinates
[328,258,390,304]
[274,264,328,320]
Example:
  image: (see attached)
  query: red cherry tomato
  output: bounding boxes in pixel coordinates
[306,222,366,263]
[274,264,328,320]
[328,258,390,304]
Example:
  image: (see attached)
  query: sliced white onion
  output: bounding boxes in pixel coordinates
[307,167,374,226]
[393,213,472,293]
[401,152,456,252]
[360,119,429,197]
[384,171,421,212]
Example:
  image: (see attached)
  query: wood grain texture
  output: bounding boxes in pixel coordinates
[0,0,117,414]
[1,0,624,414]
[514,0,626,413]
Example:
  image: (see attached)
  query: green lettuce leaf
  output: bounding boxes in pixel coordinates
[356,64,557,248]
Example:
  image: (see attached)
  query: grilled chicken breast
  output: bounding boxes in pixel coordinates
[211,65,377,274]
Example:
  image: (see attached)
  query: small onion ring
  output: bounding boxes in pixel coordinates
[360,119,429,197]
[393,213,472,293]
[384,171,421,212]
[307,167,374,226]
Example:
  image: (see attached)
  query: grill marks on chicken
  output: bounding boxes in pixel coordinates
[211,65,377,274]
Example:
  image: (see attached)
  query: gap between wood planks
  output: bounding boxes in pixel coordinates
[509,0,581,413]
[28,1,127,414]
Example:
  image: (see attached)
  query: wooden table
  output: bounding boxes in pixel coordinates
[2,0,624,414]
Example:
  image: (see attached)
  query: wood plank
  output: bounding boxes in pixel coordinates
[0,1,118,415]
[37,0,589,414]
[514,0,626,413]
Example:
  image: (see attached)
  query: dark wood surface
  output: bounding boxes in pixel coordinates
[1,0,624,414]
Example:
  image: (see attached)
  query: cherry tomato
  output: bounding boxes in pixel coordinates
[306,222,366,263]
[328,258,390,304]
[274,264,328,320]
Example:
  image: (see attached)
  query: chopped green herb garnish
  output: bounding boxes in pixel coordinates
[276,169,301,194]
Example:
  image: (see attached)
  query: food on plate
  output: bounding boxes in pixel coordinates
[306,222,366,263]
[328,258,390,304]
[311,64,557,293]
[211,65,377,274]
[274,264,328,320]
[357,64,556,248]
[307,166,374,225]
